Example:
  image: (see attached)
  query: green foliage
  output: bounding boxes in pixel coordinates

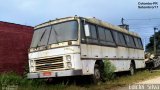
[146,30,160,52]
[103,60,116,81]
[0,72,22,85]
[0,72,45,88]
[20,78,45,87]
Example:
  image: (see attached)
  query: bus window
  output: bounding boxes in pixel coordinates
[37,26,51,46]
[98,27,107,46]
[134,37,139,48]
[118,33,126,46]
[129,36,136,48]
[124,35,130,47]
[31,28,45,48]
[90,24,98,39]
[104,29,116,46]
[97,27,116,46]
[112,31,119,45]
[133,37,143,49]
[47,21,78,45]
[105,29,114,42]
[124,35,136,48]
[98,27,105,41]
[138,38,143,49]
[112,31,126,46]
[84,23,98,44]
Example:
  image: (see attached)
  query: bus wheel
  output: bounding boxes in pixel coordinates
[91,64,101,84]
[130,62,135,75]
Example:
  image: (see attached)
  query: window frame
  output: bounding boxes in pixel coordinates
[118,32,127,47]
[96,26,116,47]
[80,20,143,50]
[137,38,143,49]
[82,22,99,45]
[97,26,106,41]
[124,34,137,48]
[31,20,79,48]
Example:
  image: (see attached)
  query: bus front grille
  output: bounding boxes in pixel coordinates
[35,57,64,71]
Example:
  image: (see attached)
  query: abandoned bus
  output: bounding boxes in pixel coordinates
[27,16,145,82]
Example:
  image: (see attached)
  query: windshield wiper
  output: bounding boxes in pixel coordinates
[36,29,47,48]
[52,25,59,44]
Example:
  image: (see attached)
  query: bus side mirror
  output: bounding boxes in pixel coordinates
[84,24,90,37]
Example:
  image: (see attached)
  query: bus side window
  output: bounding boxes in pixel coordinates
[98,27,105,41]
[118,32,126,46]
[90,24,98,39]
[98,27,107,45]
[104,29,116,46]
[134,37,139,48]
[124,34,136,48]
[112,31,125,46]
[90,24,98,44]
[112,31,119,45]
[134,37,143,49]
[129,36,136,48]
[138,38,143,49]
[84,23,98,44]
[124,34,130,47]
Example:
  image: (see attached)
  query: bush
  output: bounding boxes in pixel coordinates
[0,72,22,85]
[103,60,116,81]
[0,72,45,88]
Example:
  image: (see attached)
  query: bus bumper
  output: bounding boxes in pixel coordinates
[27,70,82,79]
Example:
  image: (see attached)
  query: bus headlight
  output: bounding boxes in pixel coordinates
[66,55,71,61]
[67,62,72,68]
[30,66,35,72]
[30,60,35,66]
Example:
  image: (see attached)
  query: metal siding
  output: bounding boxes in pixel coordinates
[0,21,33,75]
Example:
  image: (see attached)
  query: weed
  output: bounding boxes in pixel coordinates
[103,60,116,81]
[0,70,160,90]
[0,72,21,85]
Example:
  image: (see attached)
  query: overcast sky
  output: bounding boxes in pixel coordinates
[0,0,160,45]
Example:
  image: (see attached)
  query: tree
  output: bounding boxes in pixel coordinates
[146,30,160,53]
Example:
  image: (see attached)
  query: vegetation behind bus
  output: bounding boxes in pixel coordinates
[146,30,160,54]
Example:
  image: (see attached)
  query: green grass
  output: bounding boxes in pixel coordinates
[94,70,160,90]
[1,70,160,90]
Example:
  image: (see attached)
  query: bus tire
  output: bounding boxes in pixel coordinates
[91,64,102,84]
[130,62,135,75]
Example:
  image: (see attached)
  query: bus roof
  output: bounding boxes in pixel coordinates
[84,17,140,37]
[34,16,140,37]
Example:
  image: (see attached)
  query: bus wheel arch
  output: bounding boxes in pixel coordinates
[95,60,104,69]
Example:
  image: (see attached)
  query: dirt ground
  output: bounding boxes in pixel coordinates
[113,73,160,90]
[137,76,160,84]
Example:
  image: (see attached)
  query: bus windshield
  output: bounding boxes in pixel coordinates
[30,21,78,48]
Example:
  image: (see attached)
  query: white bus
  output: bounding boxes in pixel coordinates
[27,16,145,82]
